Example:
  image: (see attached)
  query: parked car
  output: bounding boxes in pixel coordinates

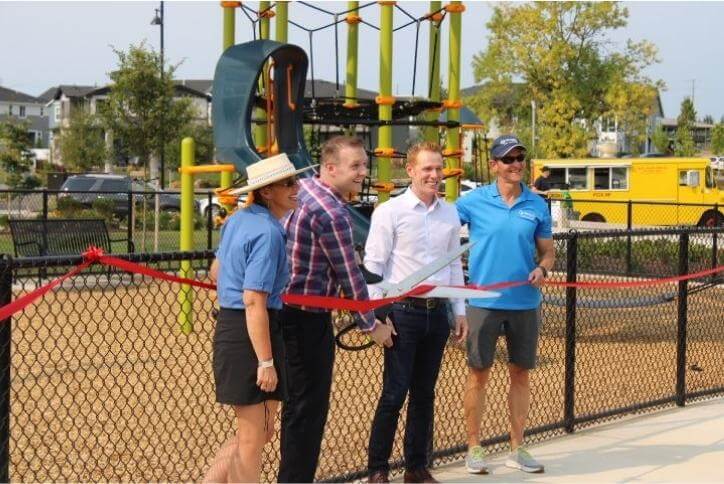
[197,192,247,218]
[59,174,194,216]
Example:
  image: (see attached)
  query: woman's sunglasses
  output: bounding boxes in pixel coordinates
[499,154,526,164]
[273,177,299,188]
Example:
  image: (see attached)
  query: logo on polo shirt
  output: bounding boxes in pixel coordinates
[517,209,537,222]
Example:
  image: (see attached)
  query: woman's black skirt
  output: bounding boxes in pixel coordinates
[213,307,287,405]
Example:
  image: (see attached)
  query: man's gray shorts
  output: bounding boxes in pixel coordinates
[466,306,541,370]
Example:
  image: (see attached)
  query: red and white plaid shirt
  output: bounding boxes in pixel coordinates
[284,177,376,330]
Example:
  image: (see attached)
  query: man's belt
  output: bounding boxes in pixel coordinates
[396,297,445,310]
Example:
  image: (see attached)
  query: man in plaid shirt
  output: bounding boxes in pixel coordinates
[278,136,394,482]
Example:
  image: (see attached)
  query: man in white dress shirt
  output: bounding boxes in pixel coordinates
[364,141,468,483]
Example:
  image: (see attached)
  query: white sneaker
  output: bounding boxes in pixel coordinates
[465,445,489,474]
[505,446,544,473]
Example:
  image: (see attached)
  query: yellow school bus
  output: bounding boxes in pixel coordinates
[531,157,724,227]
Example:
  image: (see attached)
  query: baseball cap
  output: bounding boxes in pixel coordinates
[490,135,527,159]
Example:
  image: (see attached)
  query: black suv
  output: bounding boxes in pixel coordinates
[59,174,187,215]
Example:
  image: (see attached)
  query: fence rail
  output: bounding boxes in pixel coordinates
[0,228,721,482]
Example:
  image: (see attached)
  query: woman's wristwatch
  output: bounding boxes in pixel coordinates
[536,265,548,278]
[258,358,274,368]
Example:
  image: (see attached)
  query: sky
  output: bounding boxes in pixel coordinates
[1,1,723,121]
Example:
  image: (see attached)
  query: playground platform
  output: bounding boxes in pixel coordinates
[422,397,724,482]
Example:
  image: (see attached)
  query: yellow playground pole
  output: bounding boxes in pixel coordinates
[178,137,195,335]
[220,1,239,211]
[444,1,463,202]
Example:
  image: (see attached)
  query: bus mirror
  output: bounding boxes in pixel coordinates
[686,170,700,187]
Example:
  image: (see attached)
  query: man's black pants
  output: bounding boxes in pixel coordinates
[278,305,334,483]
[368,302,450,474]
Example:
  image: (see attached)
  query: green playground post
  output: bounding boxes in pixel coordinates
[344,1,359,136]
[423,1,442,143]
[220,2,237,206]
[275,1,288,43]
[377,1,393,204]
[255,1,270,155]
[178,137,195,334]
[444,1,462,202]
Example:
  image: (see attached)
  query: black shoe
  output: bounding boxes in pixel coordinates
[368,470,390,483]
[403,468,438,483]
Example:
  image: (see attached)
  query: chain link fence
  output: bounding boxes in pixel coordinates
[0,227,721,482]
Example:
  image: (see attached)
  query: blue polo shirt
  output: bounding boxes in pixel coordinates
[216,204,289,310]
[456,182,552,310]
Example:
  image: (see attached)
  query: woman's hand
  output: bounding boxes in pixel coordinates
[256,366,278,393]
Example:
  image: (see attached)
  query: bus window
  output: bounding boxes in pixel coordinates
[612,167,628,189]
[594,168,609,189]
[549,168,566,187]
[705,166,715,189]
[678,170,688,186]
[568,168,587,189]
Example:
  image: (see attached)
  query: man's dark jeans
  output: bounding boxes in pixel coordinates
[278,306,334,483]
[368,302,451,473]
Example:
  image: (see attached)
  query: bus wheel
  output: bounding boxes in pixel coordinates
[582,213,606,223]
[697,210,723,227]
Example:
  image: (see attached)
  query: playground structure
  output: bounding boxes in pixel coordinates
[179,0,484,216]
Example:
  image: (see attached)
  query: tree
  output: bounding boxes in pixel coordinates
[651,124,670,154]
[470,2,661,158]
[58,110,107,172]
[99,42,194,182]
[674,97,696,156]
[711,123,724,155]
[702,114,714,125]
[164,122,214,174]
[0,120,40,188]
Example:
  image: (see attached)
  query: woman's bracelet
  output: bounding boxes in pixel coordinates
[258,358,274,368]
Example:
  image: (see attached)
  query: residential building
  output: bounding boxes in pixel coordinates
[0,85,50,148]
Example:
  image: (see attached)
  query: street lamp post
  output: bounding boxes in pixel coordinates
[151,1,165,188]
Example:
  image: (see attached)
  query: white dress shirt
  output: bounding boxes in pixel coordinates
[364,188,466,316]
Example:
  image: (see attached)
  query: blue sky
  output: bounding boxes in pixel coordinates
[1,1,722,120]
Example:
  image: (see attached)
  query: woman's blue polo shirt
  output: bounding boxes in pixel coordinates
[456,182,552,310]
[215,204,289,310]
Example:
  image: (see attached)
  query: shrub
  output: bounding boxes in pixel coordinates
[56,197,84,217]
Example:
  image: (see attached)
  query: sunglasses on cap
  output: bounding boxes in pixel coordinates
[498,154,526,164]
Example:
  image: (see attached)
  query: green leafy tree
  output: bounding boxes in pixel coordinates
[674,97,696,156]
[651,124,670,154]
[58,110,107,172]
[702,114,714,125]
[164,122,214,178]
[99,42,194,182]
[0,120,40,188]
[710,123,724,155]
[469,2,661,158]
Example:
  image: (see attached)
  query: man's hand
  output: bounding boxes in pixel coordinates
[369,318,395,348]
[528,266,546,288]
[454,315,468,344]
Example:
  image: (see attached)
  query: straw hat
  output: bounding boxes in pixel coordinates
[229,153,317,195]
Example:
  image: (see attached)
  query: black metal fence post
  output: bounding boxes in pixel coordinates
[626,201,633,275]
[207,192,213,251]
[675,232,689,407]
[42,189,49,221]
[713,203,719,283]
[0,256,13,483]
[127,191,134,253]
[563,232,578,433]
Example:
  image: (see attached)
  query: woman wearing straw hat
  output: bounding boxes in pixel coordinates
[203,153,315,483]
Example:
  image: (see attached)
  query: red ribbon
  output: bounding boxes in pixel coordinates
[0,245,721,322]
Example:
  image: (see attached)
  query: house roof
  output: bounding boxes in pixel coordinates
[176,79,213,94]
[303,79,377,100]
[39,85,98,103]
[0,86,40,104]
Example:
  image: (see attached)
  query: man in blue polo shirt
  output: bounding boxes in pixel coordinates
[456,134,555,475]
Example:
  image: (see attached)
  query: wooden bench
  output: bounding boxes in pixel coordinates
[8,218,134,257]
